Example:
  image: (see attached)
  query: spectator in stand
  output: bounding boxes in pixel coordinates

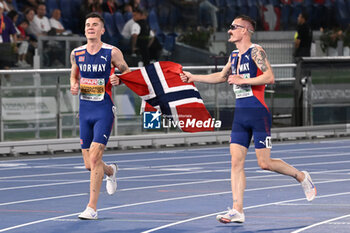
[121,8,140,54]
[6,10,31,67]
[294,11,312,61]
[16,19,31,67]
[121,8,161,65]
[23,7,36,36]
[49,9,71,35]
[0,2,17,69]
[6,9,19,28]
[0,3,17,44]
[27,3,52,37]
[134,8,153,65]
[22,7,38,64]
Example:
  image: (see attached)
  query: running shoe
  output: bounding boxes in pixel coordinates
[78,206,98,220]
[301,171,317,201]
[106,163,118,195]
[216,207,245,223]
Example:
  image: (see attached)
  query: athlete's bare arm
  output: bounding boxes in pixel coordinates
[70,50,80,95]
[180,58,232,84]
[227,46,275,86]
[110,47,130,86]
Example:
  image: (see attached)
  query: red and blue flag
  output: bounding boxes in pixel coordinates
[119,61,215,132]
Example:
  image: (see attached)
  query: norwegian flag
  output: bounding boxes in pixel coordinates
[118,61,214,132]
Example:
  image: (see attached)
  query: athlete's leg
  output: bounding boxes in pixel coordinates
[255,147,317,201]
[230,143,248,213]
[82,149,114,175]
[255,148,305,182]
[85,142,114,211]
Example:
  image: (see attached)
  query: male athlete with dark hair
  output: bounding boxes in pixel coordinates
[70,12,129,220]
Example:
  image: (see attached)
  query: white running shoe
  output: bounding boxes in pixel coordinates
[301,171,317,201]
[106,163,118,195]
[78,206,98,220]
[216,208,245,224]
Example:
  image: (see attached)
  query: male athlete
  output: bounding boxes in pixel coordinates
[180,15,316,224]
[70,12,130,220]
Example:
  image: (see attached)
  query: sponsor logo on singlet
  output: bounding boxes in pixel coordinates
[80,77,105,101]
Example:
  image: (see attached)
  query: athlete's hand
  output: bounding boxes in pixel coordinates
[180,71,194,83]
[70,83,79,95]
[110,74,121,86]
[227,75,245,85]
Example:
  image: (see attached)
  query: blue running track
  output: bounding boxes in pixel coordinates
[0,139,350,233]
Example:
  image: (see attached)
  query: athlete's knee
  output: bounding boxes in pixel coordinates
[258,160,272,171]
[231,157,244,170]
[84,164,91,171]
[89,155,102,169]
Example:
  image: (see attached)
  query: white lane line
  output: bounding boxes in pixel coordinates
[1,150,350,181]
[1,177,350,232]
[0,171,88,180]
[0,190,234,232]
[0,173,282,206]
[277,203,350,207]
[0,169,223,191]
[35,145,350,168]
[0,179,350,232]
[122,155,350,171]
[1,144,350,171]
[54,219,174,223]
[142,191,350,233]
[1,173,350,220]
[291,214,350,233]
[2,156,350,192]
[0,193,88,207]
[0,180,89,191]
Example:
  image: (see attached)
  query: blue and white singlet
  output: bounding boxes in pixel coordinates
[230,44,272,149]
[73,43,116,149]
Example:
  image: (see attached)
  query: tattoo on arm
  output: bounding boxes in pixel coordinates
[70,53,76,65]
[118,63,128,73]
[252,47,268,72]
[224,68,231,79]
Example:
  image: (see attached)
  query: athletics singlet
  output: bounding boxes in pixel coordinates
[73,43,116,149]
[230,44,272,149]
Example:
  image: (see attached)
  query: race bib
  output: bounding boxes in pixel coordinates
[80,78,105,101]
[233,73,253,99]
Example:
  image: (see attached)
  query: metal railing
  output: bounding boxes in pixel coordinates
[0,64,296,142]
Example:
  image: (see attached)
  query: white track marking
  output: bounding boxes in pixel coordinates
[1,178,350,232]
[1,144,350,171]
[0,167,348,208]
[291,214,350,233]
[142,191,350,233]
[0,171,88,180]
[0,193,88,206]
[1,152,350,181]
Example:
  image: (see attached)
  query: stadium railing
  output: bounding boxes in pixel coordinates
[1,59,350,155]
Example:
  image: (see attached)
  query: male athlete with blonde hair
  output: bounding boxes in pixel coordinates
[181,15,316,223]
